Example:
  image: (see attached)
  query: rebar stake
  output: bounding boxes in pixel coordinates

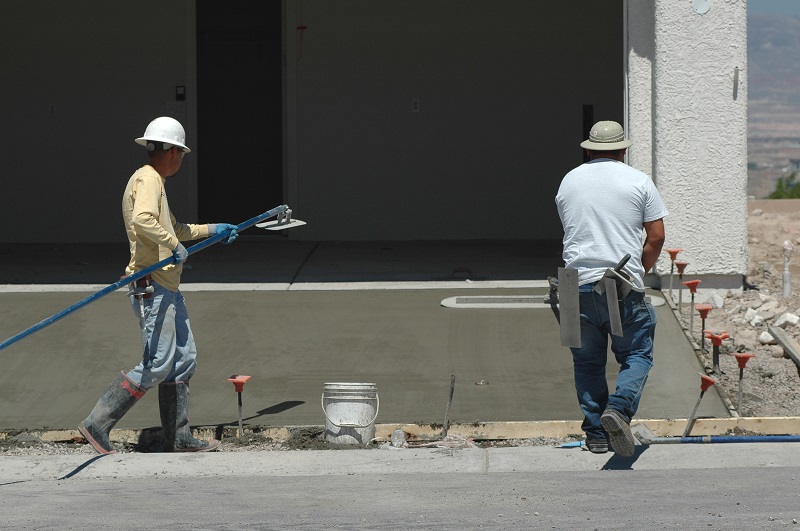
[684,373,718,437]
[227,374,252,438]
[683,279,701,338]
[705,331,730,375]
[734,353,755,414]
[783,240,795,298]
[675,261,688,316]
[442,374,456,438]
[695,304,713,352]
[665,248,683,305]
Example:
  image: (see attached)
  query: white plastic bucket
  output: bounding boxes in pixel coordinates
[321,382,379,445]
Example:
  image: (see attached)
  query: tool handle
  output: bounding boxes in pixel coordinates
[0,205,292,352]
[614,254,631,273]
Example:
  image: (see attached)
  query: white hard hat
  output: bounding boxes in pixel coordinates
[580,120,632,151]
[135,116,191,153]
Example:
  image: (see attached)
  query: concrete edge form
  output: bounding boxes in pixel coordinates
[4,417,799,445]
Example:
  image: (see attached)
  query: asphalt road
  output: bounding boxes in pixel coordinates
[3,444,800,529]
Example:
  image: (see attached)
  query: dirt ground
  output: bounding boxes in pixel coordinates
[688,200,800,418]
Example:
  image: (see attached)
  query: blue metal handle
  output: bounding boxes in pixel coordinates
[0,204,291,352]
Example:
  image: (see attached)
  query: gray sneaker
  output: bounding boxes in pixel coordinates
[585,437,608,454]
[600,409,636,457]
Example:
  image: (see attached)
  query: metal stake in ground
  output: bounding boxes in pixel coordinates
[783,240,795,298]
[665,248,683,304]
[705,331,730,375]
[683,279,701,340]
[674,261,688,316]
[441,374,456,437]
[683,373,717,437]
[695,304,713,352]
[734,353,755,413]
[227,375,252,438]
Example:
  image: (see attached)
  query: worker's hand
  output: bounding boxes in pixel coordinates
[210,223,238,244]
[172,242,189,264]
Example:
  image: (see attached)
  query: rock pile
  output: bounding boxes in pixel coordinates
[668,205,800,417]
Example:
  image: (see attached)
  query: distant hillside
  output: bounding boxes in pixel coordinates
[749,13,800,105]
[747,13,800,197]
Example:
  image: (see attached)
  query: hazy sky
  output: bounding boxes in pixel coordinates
[748,0,800,18]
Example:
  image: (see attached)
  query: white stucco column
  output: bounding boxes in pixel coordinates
[625,1,655,180]
[628,0,748,288]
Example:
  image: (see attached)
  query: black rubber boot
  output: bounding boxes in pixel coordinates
[78,371,145,455]
[158,381,220,452]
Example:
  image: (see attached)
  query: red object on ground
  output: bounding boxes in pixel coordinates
[675,261,688,274]
[683,279,701,293]
[704,331,730,347]
[695,303,713,319]
[665,248,683,261]
[227,374,252,393]
[734,353,755,369]
[699,373,718,392]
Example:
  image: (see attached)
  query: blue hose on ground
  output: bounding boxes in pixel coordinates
[644,434,800,444]
[0,204,292,352]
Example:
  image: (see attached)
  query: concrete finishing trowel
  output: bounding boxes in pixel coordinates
[593,254,636,337]
[255,208,306,231]
[556,254,636,348]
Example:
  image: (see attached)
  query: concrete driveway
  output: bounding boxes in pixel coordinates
[0,240,728,432]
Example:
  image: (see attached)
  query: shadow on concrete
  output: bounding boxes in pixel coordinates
[56,454,108,480]
[600,445,649,470]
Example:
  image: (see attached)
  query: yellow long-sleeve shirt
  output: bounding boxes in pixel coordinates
[122,165,210,291]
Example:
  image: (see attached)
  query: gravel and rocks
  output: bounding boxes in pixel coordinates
[681,205,800,418]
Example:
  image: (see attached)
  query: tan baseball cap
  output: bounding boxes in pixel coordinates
[580,121,632,150]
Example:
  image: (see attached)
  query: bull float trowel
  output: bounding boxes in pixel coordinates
[255,208,306,231]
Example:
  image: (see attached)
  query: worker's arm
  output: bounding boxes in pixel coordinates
[642,218,666,275]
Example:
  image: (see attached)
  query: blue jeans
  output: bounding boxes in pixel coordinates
[126,280,198,389]
[570,284,656,440]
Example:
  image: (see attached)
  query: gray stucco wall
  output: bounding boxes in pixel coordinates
[1,1,197,244]
[4,0,622,244]
[284,0,622,241]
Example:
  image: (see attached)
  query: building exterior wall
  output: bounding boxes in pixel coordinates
[626,1,655,179]
[284,0,622,241]
[1,0,750,288]
[628,0,748,287]
[0,1,198,244]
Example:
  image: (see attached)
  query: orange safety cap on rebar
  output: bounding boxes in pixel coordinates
[695,303,713,318]
[699,373,717,392]
[675,261,689,274]
[665,248,684,261]
[683,279,701,293]
[704,331,730,346]
[734,353,755,369]
[227,374,252,393]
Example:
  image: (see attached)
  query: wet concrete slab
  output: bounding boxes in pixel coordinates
[0,281,728,432]
[0,240,729,433]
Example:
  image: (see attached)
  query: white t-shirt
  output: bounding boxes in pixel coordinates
[555,158,668,290]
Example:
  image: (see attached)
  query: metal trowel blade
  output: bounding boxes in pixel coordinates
[255,219,307,231]
[630,423,656,444]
